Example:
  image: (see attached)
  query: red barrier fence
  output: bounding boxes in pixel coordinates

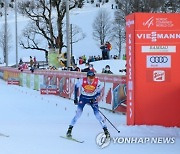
[0,67,127,113]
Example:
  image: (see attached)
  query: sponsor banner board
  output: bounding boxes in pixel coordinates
[146,55,171,68]
[126,13,180,127]
[142,46,176,53]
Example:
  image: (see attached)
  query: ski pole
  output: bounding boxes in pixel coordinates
[97,107,120,133]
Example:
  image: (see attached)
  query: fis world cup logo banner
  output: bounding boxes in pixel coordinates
[136,15,180,43]
[143,17,154,28]
[143,16,174,28]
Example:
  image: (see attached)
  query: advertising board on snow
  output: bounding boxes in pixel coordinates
[0,66,127,113]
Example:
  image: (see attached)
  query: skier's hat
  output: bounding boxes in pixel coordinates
[87,70,95,77]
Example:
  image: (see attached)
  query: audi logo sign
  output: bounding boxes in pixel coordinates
[146,55,171,68]
[150,56,168,63]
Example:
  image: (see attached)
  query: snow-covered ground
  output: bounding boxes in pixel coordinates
[0,79,180,154]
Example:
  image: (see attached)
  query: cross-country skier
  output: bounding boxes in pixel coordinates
[66,70,110,138]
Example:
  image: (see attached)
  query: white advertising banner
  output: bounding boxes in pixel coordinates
[142,46,176,53]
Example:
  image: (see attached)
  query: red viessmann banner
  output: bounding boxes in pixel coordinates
[126,13,180,127]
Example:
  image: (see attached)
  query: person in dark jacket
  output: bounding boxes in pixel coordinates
[102,65,113,74]
[73,64,80,72]
[100,45,108,60]
[81,63,96,73]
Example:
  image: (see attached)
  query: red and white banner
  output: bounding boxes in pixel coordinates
[7,80,20,85]
[126,13,180,127]
[0,67,127,113]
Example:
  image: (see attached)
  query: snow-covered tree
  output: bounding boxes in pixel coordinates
[112,10,125,59]
[92,9,112,45]
[0,24,12,64]
[18,0,85,61]
[115,0,180,14]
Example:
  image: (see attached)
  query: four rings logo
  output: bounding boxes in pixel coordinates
[147,55,171,68]
[150,56,168,63]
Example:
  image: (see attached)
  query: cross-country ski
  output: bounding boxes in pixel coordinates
[60,136,84,143]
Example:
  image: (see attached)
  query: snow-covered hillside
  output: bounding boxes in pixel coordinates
[0,0,124,66]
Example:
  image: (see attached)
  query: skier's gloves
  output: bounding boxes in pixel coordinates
[74,98,78,105]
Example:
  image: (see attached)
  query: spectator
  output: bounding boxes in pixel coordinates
[91,56,95,62]
[29,56,34,68]
[89,64,96,73]
[19,58,23,65]
[29,56,35,73]
[37,63,40,69]
[119,68,126,73]
[48,65,57,70]
[113,55,119,59]
[119,64,127,74]
[79,57,83,64]
[97,55,102,61]
[100,41,112,60]
[100,44,108,60]
[18,59,22,69]
[111,4,114,9]
[73,64,80,72]
[81,63,90,72]
[22,63,28,70]
[96,2,100,7]
[71,56,76,65]
[18,63,23,72]
[33,56,37,68]
[81,63,96,73]
[123,54,126,60]
[18,58,27,71]
[102,65,113,74]
[82,55,87,63]
[18,62,28,72]
[105,41,112,59]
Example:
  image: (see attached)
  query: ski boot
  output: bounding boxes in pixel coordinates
[103,127,110,138]
[66,125,73,138]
